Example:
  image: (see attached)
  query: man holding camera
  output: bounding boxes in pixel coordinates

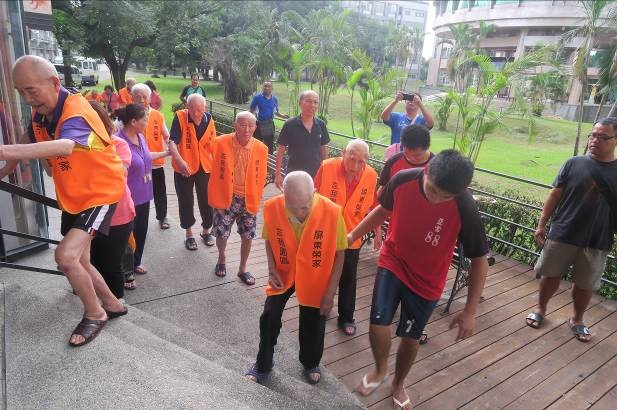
[381,91,434,146]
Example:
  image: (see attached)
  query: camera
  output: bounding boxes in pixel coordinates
[402,92,415,101]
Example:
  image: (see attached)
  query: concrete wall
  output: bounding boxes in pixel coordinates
[543,102,615,122]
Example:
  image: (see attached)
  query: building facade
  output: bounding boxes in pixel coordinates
[341,1,430,77]
[427,0,616,105]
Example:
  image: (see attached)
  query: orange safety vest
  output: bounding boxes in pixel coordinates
[32,94,125,214]
[172,109,216,175]
[318,157,377,249]
[118,87,133,106]
[264,194,341,308]
[144,109,166,167]
[208,133,268,214]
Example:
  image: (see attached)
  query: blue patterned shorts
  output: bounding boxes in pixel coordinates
[212,194,257,240]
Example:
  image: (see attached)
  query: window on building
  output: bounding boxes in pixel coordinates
[404,8,411,16]
[473,0,492,7]
[439,70,451,85]
[416,11,425,17]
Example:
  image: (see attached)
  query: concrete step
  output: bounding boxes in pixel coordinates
[0,268,363,409]
[1,276,301,409]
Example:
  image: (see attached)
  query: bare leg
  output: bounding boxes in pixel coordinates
[391,338,419,408]
[216,236,227,265]
[356,324,391,395]
[527,276,560,327]
[571,285,593,322]
[55,229,107,345]
[185,227,193,239]
[238,237,252,273]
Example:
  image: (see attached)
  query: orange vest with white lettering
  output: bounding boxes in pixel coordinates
[172,109,216,175]
[118,87,132,106]
[144,109,166,167]
[263,194,340,308]
[318,157,377,249]
[208,133,268,214]
[32,94,125,214]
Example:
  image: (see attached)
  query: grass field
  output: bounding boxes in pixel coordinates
[89,75,586,190]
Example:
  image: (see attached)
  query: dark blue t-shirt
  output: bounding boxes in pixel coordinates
[383,112,426,144]
[250,94,279,122]
[549,155,617,250]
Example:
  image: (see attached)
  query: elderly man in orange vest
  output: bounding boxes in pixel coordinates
[131,83,172,230]
[314,139,380,336]
[0,55,127,347]
[208,111,268,285]
[245,171,347,385]
[118,78,135,107]
[168,93,217,250]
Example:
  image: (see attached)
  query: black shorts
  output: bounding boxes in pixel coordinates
[370,267,438,339]
[60,204,117,237]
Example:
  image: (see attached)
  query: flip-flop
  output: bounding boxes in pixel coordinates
[419,331,428,345]
[238,271,255,285]
[357,373,388,396]
[568,319,592,342]
[68,317,107,347]
[339,321,357,336]
[124,280,137,290]
[134,265,148,275]
[185,237,198,251]
[304,366,321,385]
[393,393,412,409]
[200,232,215,247]
[105,306,128,319]
[215,263,227,277]
[245,363,271,384]
[526,312,544,329]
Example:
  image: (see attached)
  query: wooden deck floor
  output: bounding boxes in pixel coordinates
[227,186,617,409]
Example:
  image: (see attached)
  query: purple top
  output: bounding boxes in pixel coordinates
[117,129,153,206]
[28,87,93,146]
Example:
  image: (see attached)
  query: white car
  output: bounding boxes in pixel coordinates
[54,64,82,88]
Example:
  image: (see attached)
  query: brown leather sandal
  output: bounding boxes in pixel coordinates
[69,318,108,347]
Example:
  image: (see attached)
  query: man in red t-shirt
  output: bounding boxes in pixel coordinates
[348,150,489,409]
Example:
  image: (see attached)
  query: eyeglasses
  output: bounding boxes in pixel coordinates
[587,133,617,141]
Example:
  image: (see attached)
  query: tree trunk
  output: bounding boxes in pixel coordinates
[609,98,617,117]
[573,86,585,156]
[62,49,74,87]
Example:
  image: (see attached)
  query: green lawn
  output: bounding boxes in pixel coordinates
[88,76,586,190]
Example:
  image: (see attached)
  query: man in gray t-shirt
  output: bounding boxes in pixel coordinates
[526,117,617,342]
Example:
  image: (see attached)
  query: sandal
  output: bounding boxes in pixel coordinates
[134,265,148,275]
[245,363,271,384]
[393,393,412,409]
[526,312,544,329]
[200,232,215,247]
[215,263,227,277]
[356,373,388,396]
[568,319,592,342]
[105,306,128,319]
[124,280,137,290]
[185,237,198,251]
[419,331,428,345]
[339,321,357,336]
[304,366,321,385]
[69,317,107,347]
[238,271,255,285]
[159,218,170,230]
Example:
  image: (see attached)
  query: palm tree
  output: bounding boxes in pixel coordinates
[562,0,615,155]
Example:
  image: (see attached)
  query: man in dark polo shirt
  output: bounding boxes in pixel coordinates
[274,90,329,189]
[348,150,489,409]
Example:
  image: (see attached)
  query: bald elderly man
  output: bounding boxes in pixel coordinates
[118,78,136,107]
[314,139,380,336]
[274,90,330,189]
[131,83,172,230]
[0,55,127,346]
[208,111,268,285]
[246,171,346,385]
[168,93,217,250]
